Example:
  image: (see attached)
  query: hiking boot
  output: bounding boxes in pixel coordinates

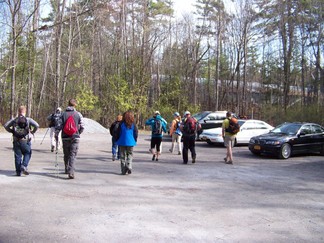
[192,158,196,164]
[121,167,127,175]
[127,169,132,174]
[155,158,158,161]
[178,152,181,155]
[51,146,54,152]
[112,155,116,161]
[16,172,21,176]
[224,158,227,163]
[152,155,155,161]
[68,174,74,179]
[169,149,172,153]
[21,167,29,175]
[225,160,233,165]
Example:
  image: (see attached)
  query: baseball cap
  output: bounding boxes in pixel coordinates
[155,111,160,115]
[174,112,180,116]
[184,111,190,116]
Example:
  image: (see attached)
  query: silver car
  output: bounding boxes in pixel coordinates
[199,119,274,146]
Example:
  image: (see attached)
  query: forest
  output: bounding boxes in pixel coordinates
[0,0,323,128]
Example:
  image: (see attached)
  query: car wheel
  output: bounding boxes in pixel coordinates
[279,143,291,159]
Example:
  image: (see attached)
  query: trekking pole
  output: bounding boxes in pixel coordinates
[40,128,50,145]
[55,138,59,177]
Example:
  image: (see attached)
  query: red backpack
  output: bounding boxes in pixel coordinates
[63,113,78,136]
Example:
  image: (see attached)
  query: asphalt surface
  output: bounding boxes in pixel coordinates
[0,130,323,242]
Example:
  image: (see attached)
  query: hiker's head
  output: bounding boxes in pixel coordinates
[18,106,26,116]
[174,112,180,117]
[56,107,62,113]
[153,111,160,118]
[184,111,190,117]
[117,115,122,122]
[226,111,232,117]
[68,99,77,107]
[123,111,134,127]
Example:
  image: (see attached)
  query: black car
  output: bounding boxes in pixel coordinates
[249,122,324,159]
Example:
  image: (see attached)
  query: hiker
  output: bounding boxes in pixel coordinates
[46,107,62,152]
[222,111,239,164]
[169,112,182,155]
[109,114,122,161]
[145,111,167,161]
[115,111,138,175]
[56,99,84,179]
[181,111,201,164]
[3,105,39,176]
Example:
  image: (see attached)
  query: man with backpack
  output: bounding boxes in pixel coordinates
[109,114,122,161]
[47,107,62,152]
[222,111,240,164]
[181,111,201,164]
[169,112,182,155]
[4,105,39,176]
[145,111,167,161]
[56,99,84,179]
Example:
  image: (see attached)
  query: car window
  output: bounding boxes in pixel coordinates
[272,123,302,135]
[254,122,270,129]
[300,125,312,135]
[312,125,324,134]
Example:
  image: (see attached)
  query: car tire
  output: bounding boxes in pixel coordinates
[279,143,291,159]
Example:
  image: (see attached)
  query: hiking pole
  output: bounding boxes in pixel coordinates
[40,127,50,145]
[55,139,59,177]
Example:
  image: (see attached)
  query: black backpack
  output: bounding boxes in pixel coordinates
[226,117,240,134]
[152,119,163,135]
[13,115,29,139]
[49,113,62,130]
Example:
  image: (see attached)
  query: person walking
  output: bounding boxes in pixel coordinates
[169,112,182,155]
[4,105,39,176]
[115,111,138,175]
[47,107,62,152]
[57,99,84,179]
[109,114,122,161]
[145,111,167,161]
[181,111,201,164]
[222,111,237,164]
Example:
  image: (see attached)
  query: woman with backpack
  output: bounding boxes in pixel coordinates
[169,112,182,155]
[145,111,167,161]
[116,111,138,175]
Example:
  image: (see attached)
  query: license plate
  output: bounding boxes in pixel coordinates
[254,145,261,150]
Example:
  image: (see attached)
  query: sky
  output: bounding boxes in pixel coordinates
[173,0,196,17]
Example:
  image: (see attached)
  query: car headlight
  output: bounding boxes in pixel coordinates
[265,140,280,145]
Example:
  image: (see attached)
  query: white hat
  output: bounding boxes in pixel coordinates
[56,107,62,112]
[155,111,160,115]
[184,111,190,116]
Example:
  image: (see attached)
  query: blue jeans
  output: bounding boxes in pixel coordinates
[112,137,120,159]
[13,140,32,174]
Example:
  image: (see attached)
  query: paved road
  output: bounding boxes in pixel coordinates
[0,131,323,242]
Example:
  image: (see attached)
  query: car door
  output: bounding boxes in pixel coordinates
[310,125,324,152]
[295,124,313,153]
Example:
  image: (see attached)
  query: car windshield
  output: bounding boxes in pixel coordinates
[192,111,211,121]
[238,120,246,126]
[271,123,302,135]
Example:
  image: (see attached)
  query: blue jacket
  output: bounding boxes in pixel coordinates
[145,115,167,138]
[116,122,138,147]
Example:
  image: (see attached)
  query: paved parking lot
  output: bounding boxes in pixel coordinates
[0,130,323,242]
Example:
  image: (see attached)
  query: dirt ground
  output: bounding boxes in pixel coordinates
[0,129,323,242]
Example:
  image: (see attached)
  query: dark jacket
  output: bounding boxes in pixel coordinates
[4,116,39,141]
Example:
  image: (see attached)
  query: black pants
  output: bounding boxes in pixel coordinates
[150,137,162,152]
[182,134,196,163]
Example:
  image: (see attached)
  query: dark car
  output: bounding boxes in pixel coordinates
[249,122,324,159]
